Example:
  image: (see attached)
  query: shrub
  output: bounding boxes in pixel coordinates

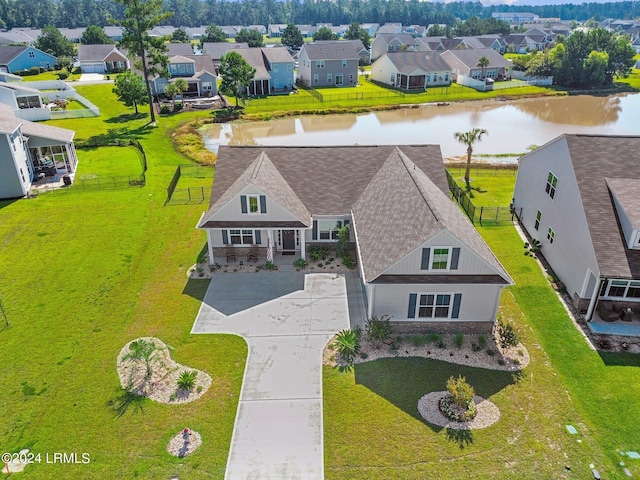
[426,333,442,344]
[308,246,322,262]
[333,329,360,364]
[263,260,277,270]
[446,375,475,408]
[453,333,464,348]
[486,349,495,356]
[410,334,428,347]
[160,105,171,115]
[478,334,487,348]
[497,317,520,349]
[341,255,356,269]
[293,258,308,270]
[336,224,350,257]
[436,340,447,349]
[177,370,198,391]
[173,102,183,112]
[365,315,393,344]
[57,71,69,80]
[471,342,482,352]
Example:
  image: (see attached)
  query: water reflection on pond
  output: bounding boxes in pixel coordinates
[201,93,640,160]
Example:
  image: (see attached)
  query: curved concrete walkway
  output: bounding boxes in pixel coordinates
[191,272,352,479]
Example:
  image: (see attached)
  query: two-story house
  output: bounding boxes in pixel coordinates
[197,145,513,334]
[370,33,420,62]
[513,134,640,328]
[236,47,295,95]
[151,54,218,97]
[297,42,359,88]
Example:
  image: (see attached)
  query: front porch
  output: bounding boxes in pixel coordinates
[212,246,300,268]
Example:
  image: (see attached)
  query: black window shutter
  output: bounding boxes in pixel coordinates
[408,293,417,318]
[452,294,462,319]
[222,230,229,245]
[260,195,266,213]
[343,219,350,226]
[312,220,318,240]
[240,195,247,213]
[420,248,430,270]
[451,248,460,270]
[254,230,261,244]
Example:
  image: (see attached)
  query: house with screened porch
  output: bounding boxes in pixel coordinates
[197,145,513,333]
[513,134,640,331]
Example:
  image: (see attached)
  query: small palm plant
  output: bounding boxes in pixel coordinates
[333,329,360,365]
[123,339,159,382]
[177,370,198,391]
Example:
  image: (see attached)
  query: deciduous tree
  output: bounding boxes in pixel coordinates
[281,23,303,50]
[219,51,255,107]
[35,25,75,58]
[81,25,113,44]
[113,71,148,113]
[235,28,264,48]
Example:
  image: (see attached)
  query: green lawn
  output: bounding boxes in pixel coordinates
[0,84,246,479]
[325,165,640,478]
[448,165,518,207]
[75,145,144,178]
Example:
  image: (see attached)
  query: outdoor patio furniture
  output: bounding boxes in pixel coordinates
[225,245,237,263]
[598,300,620,322]
[247,245,259,263]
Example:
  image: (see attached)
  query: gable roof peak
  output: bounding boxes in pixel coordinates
[396,148,443,223]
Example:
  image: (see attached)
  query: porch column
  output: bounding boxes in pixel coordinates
[207,229,215,265]
[586,277,603,321]
[367,284,374,319]
[299,228,306,260]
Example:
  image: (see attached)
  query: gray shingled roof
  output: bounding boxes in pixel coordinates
[299,42,359,61]
[565,135,640,279]
[382,51,452,74]
[202,42,248,60]
[0,46,28,64]
[352,147,512,282]
[236,48,270,79]
[0,103,74,142]
[441,48,511,69]
[606,178,640,228]
[167,43,194,56]
[261,46,295,64]
[204,152,311,226]
[77,44,124,62]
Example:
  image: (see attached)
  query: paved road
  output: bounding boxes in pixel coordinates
[192,272,356,479]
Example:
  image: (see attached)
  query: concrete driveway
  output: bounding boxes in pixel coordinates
[192,272,356,479]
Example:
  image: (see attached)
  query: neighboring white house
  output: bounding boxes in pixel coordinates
[371,51,452,90]
[0,103,78,199]
[513,134,640,325]
[197,145,513,333]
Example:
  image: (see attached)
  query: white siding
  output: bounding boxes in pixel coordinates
[302,215,353,243]
[371,283,502,322]
[513,136,600,299]
[208,228,266,247]
[208,185,302,223]
[370,56,395,86]
[382,229,501,276]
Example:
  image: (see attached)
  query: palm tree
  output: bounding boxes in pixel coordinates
[454,128,488,187]
[165,78,188,110]
[477,56,490,79]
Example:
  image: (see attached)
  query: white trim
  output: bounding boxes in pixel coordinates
[429,246,453,271]
[207,229,215,265]
[415,292,455,319]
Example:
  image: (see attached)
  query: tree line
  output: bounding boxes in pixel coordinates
[1,0,639,31]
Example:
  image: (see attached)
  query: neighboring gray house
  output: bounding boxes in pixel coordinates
[0,103,78,199]
[297,42,360,87]
[371,51,452,90]
[167,43,194,56]
[202,42,249,69]
[371,33,420,61]
[440,48,512,80]
[59,27,86,43]
[77,44,129,74]
[513,134,640,325]
[196,145,513,334]
[103,26,124,42]
[151,54,218,97]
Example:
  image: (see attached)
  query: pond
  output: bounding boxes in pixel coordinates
[201,93,640,162]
